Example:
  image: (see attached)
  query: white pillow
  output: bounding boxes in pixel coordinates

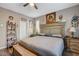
[52,34,62,37]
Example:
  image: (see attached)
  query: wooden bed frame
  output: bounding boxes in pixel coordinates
[12,44,37,56]
[40,22,65,36]
[19,43,40,56]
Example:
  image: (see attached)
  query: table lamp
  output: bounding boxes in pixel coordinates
[69,27,76,38]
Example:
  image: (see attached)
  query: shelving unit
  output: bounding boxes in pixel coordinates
[6,16,17,54]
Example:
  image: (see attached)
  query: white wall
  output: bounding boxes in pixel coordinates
[0,7,33,49]
[35,5,79,35]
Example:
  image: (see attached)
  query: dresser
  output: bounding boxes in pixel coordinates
[65,36,79,54]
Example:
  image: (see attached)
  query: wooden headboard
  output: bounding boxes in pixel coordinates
[40,22,65,36]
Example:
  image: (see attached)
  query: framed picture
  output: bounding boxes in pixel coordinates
[46,12,56,24]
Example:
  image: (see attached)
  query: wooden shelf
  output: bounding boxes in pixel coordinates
[7,16,17,53]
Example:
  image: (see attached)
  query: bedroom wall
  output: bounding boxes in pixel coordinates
[35,5,79,35]
[0,7,33,49]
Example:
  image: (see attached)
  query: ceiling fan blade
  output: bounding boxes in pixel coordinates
[34,4,38,9]
[23,3,29,7]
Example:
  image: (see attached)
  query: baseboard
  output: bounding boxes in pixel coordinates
[0,46,7,50]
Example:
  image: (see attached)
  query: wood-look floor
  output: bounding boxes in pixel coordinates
[0,49,11,56]
[0,48,79,56]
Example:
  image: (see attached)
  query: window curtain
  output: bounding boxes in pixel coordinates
[36,20,40,34]
[29,20,33,35]
[20,20,27,39]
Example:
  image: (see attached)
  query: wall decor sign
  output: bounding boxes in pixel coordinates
[46,12,56,24]
[72,16,79,27]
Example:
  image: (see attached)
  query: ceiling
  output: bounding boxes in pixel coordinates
[0,3,78,18]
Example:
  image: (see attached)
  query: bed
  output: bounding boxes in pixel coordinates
[19,36,64,56]
[19,22,65,56]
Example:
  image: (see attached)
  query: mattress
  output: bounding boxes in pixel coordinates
[19,36,64,56]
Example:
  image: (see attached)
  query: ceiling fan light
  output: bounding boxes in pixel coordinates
[29,3,34,7]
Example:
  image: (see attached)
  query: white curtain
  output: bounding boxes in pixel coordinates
[20,20,27,40]
[29,20,33,35]
[36,20,40,34]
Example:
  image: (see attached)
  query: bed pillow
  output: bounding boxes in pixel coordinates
[44,34,52,37]
[52,34,62,37]
[39,33,46,36]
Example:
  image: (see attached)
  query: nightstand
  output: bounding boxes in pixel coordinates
[65,36,79,54]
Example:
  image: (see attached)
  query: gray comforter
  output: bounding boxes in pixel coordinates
[19,36,64,56]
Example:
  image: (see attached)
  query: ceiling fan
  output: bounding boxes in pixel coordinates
[23,3,38,9]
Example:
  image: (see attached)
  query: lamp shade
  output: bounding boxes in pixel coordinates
[70,27,76,32]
